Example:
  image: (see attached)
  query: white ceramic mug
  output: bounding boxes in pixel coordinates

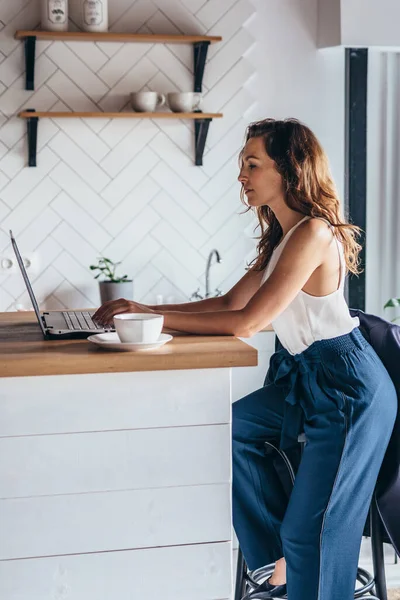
[114,313,164,344]
[167,92,202,113]
[130,92,166,113]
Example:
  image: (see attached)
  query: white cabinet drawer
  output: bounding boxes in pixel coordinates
[0,483,231,560]
[0,542,232,600]
[0,369,231,436]
[0,424,231,497]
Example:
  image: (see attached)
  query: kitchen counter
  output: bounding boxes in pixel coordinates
[0,311,257,378]
[0,310,260,600]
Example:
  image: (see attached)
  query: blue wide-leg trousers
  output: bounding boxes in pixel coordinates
[232,327,397,600]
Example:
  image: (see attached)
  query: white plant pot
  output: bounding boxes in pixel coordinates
[82,0,109,32]
[41,0,68,32]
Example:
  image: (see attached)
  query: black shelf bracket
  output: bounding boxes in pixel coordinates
[193,41,210,93]
[25,36,36,91]
[194,112,212,166]
[193,42,212,165]
[26,109,39,167]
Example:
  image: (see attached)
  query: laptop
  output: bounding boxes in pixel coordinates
[10,230,115,340]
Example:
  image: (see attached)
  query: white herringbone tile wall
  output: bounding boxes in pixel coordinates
[0,0,259,311]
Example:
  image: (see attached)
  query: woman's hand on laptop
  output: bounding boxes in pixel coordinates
[93,299,154,327]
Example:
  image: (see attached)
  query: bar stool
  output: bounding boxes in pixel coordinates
[234,433,386,600]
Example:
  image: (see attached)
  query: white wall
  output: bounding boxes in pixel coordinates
[0,0,345,313]
[341,0,400,47]
[318,0,400,48]
[247,0,345,199]
[366,50,400,320]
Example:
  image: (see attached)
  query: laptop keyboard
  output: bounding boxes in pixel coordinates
[63,311,104,331]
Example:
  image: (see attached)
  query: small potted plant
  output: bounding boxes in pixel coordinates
[90,257,133,304]
[384,297,400,323]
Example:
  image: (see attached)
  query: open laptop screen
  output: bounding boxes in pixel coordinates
[9,230,47,337]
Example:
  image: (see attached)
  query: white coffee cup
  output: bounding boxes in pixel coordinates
[167,92,202,113]
[130,92,166,113]
[114,313,164,344]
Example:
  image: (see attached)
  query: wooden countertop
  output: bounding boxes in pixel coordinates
[0,311,258,378]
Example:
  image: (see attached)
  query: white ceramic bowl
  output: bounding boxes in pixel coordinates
[113,313,164,344]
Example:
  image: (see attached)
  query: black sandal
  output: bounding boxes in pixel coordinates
[242,576,287,600]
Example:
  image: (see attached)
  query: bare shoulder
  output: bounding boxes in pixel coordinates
[277,218,333,267]
[291,217,333,247]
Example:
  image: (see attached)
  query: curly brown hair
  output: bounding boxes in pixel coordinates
[239,118,362,275]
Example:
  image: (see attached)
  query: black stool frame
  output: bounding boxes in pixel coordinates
[234,437,387,600]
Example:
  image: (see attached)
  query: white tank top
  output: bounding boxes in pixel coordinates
[260,216,360,355]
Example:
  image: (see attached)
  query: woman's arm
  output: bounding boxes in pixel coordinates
[160,307,246,336]
[92,266,262,330]
[155,267,266,335]
[158,219,332,336]
[147,266,264,313]
[147,296,229,313]
[93,219,330,335]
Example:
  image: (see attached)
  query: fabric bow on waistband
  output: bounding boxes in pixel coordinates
[267,349,319,451]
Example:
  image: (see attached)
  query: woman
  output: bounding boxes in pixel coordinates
[93,118,397,600]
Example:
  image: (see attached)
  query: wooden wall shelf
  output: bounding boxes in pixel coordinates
[18,111,223,119]
[18,110,223,167]
[15,31,222,44]
[14,30,221,93]
[15,31,223,167]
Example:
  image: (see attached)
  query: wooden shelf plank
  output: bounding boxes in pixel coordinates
[18,111,223,119]
[14,31,222,44]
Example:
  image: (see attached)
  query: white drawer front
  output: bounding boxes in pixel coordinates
[0,542,232,600]
[0,484,231,559]
[0,369,231,436]
[0,425,231,497]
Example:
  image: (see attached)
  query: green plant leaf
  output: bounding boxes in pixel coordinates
[384,297,400,309]
[89,255,131,282]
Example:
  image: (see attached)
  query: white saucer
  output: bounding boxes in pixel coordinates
[87,332,173,352]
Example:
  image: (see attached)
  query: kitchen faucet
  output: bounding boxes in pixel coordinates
[205,249,222,298]
[190,249,222,300]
